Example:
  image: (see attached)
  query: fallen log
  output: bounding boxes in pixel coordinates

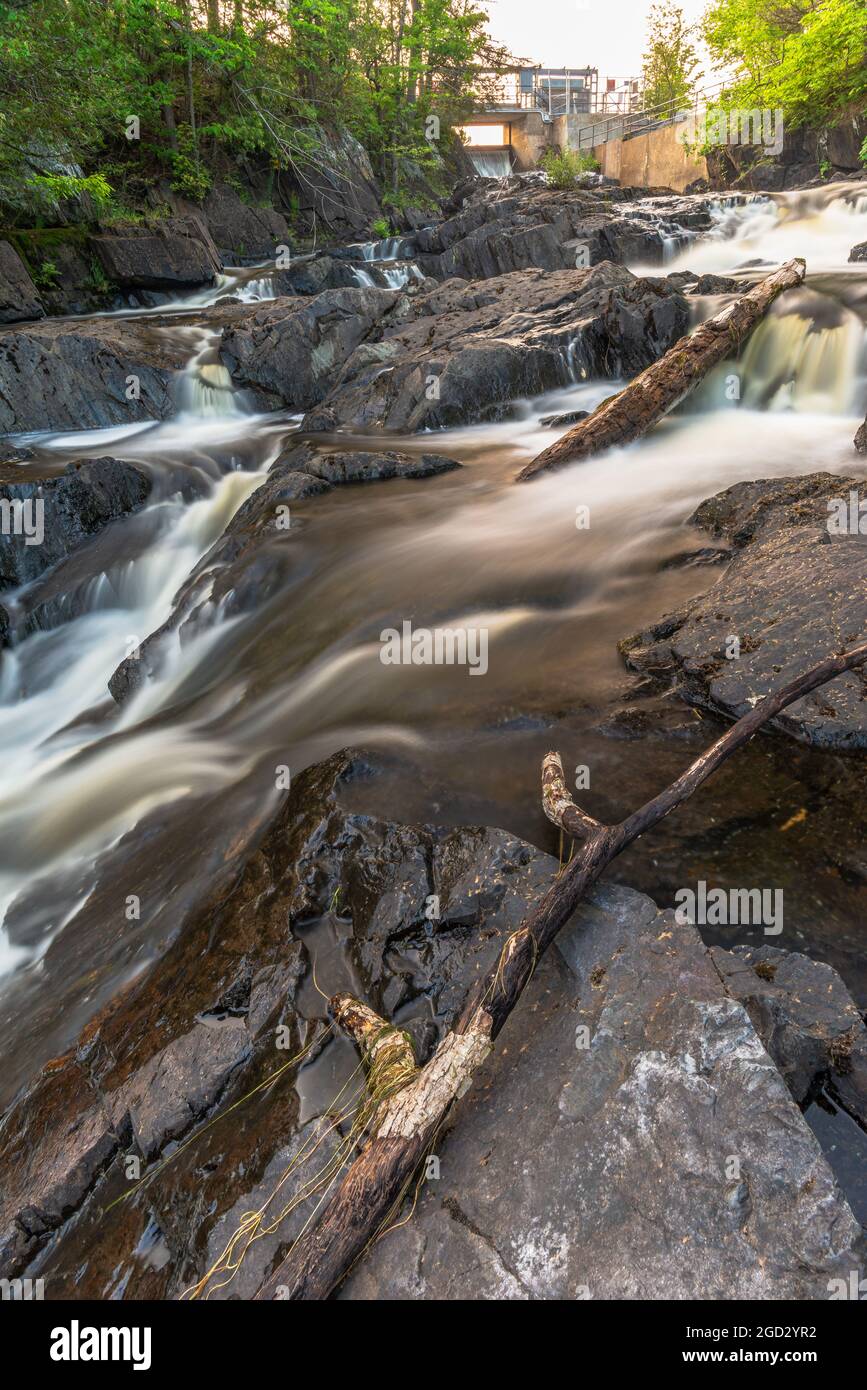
[257,638,866,1300]
[516,257,806,481]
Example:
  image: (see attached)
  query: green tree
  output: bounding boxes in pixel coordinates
[641,1,702,115]
[702,0,867,129]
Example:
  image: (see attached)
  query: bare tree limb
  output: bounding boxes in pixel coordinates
[256,638,867,1301]
[516,257,807,481]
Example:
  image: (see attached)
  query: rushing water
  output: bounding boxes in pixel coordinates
[1,182,866,1101]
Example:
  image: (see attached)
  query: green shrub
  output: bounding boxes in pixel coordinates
[540,149,601,188]
[371,215,391,239]
[33,259,59,288]
[169,126,211,201]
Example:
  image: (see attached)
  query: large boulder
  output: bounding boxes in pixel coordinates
[0,241,44,323]
[219,286,399,412]
[0,455,151,599]
[0,314,190,433]
[296,262,689,432]
[2,749,863,1299]
[621,474,867,748]
[91,217,221,291]
[201,183,290,261]
[343,886,866,1301]
[410,183,713,280]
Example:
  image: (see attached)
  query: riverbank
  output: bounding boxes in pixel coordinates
[1,172,866,1300]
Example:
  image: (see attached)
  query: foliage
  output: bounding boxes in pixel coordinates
[0,0,515,223]
[540,149,600,188]
[371,215,391,238]
[702,0,867,131]
[641,1,702,115]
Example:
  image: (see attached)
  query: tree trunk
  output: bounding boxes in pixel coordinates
[256,638,867,1301]
[516,257,806,481]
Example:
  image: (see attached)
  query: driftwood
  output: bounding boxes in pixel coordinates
[257,639,867,1301]
[517,257,807,481]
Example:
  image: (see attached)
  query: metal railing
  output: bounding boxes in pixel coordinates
[575,80,730,150]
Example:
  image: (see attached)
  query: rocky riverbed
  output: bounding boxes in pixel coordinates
[1,172,866,1301]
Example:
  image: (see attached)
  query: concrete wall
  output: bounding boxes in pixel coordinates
[509,112,552,171]
[592,123,708,192]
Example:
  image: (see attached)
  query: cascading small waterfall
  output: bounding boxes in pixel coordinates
[349,235,424,290]
[470,149,512,179]
[179,328,243,418]
[695,287,867,415]
[659,181,867,275]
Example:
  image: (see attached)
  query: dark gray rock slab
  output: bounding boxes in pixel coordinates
[0,241,44,323]
[712,943,867,1120]
[202,184,290,261]
[309,261,689,431]
[0,315,188,433]
[220,287,399,411]
[0,455,151,596]
[342,883,865,1301]
[621,473,867,748]
[91,217,221,291]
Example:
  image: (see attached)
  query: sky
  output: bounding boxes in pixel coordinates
[485,0,712,86]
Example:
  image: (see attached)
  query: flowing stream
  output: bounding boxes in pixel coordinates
[1,183,866,1106]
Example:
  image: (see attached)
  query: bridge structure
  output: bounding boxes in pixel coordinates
[458,66,605,176]
[460,70,728,190]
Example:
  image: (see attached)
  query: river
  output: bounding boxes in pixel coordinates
[1,183,866,1111]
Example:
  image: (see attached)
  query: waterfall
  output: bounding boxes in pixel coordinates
[696,289,866,415]
[178,328,243,418]
[470,149,512,179]
[656,182,867,276]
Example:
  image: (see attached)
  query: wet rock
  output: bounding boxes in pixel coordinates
[201,183,290,261]
[621,473,867,749]
[540,409,589,429]
[286,128,384,243]
[0,1059,119,1274]
[107,443,459,703]
[855,417,867,454]
[850,241,867,263]
[411,183,709,280]
[3,749,863,1298]
[91,217,221,291]
[273,254,362,296]
[107,1017,251,1159]
[0,315,188,433]
[689,272,742,295]
[0,456,151,601]
[220,287,399,412]
[300,449,460,485]
[711,944,867,1120]
[0,241,44,323]
[311,262,689,431]
[342,882,865,1300]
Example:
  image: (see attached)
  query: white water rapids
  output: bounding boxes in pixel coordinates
[1,183,866,1081]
